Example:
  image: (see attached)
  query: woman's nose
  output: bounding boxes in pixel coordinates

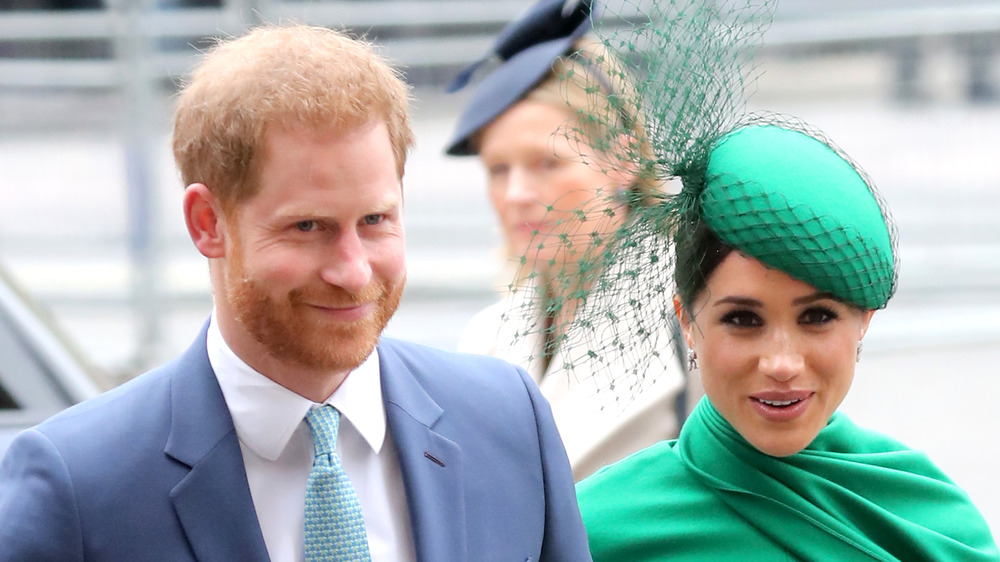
[758,332,805,381]
[505,167,536,205]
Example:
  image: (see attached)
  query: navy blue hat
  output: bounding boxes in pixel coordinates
[445,0,595,156]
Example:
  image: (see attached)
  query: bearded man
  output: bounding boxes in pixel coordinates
[0,24,589,562]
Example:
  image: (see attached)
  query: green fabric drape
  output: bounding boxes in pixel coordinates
[578,397,998,561]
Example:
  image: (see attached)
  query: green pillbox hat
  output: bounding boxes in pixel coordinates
[702,124,896,309]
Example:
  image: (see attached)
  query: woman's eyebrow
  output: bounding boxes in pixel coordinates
[713,296,761,308]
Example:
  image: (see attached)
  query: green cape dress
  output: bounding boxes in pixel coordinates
[577,398,998,561]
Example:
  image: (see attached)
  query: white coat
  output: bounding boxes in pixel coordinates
[458,276,701,481]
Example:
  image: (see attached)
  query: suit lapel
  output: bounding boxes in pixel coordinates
[378,341,467,562]
[165,325,269,562]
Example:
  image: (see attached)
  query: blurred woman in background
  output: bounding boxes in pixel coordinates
[445,0,695,480]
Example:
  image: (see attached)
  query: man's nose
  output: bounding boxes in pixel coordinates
[319,230,372,294]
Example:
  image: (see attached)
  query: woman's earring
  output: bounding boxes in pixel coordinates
[614,184,631,205]
[856,341,863,363]
[687,348,698,371]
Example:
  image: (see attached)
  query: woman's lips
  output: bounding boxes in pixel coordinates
[749,391,815,422]
[510,220,546,236]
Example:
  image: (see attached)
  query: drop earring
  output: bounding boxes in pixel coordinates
[856,341,863,363]
[687,348,698,371]
[613,184,631,205]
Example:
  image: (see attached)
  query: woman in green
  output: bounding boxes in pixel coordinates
[574,121,1000,561]
[499,1,997,557]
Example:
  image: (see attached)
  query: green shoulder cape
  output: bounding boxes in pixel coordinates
[578,398,998,561]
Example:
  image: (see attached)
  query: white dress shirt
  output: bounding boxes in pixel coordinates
[207,313,415,562]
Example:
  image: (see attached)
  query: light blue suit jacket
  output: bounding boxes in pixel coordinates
[0,324,591,561]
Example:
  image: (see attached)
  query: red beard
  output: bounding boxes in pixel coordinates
[226,249,404,373]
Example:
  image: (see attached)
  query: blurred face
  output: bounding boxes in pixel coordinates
[678,253,874,457]
[477,100,629,274]
[219,121,406,377]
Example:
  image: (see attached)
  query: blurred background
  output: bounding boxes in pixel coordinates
[1,0,998,533]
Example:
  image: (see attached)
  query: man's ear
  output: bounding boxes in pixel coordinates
[183,183,227,258]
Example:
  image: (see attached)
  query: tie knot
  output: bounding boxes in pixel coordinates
[306,405,340,456]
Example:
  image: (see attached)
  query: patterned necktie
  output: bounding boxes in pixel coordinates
[304,405,372,561]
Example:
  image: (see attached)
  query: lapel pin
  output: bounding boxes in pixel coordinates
[424,452,446,467]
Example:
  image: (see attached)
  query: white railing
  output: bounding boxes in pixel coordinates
[0,0,537,88]
[2,1,999,89]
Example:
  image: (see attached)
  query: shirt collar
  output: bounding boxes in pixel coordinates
[207,310,387,461]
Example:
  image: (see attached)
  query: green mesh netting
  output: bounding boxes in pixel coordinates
[702,122,896,310]
[502,0,898,405]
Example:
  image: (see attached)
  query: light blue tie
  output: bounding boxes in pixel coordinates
[304,405,372,561]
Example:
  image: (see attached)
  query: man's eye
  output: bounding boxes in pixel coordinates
[362,214,383,226]
[720,310,762,328]
[296,220,317,232]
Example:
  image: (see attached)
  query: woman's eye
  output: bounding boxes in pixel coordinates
[487,163,509,178]
[295,220,317,232]
[538,157,561,171]
[720,310,762,328]
[800,307,838,325]
[362,214,383,226]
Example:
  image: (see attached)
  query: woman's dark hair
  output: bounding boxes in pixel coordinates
[673,217,734,311]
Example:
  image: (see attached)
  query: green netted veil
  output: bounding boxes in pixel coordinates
[701,121,896,309]
[503,0,899,405]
